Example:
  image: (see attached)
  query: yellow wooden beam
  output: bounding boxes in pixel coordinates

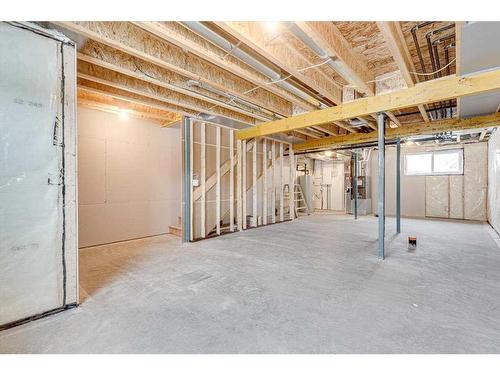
[236,69,500,140]
[376,21,430,122]
[293,113,500,151]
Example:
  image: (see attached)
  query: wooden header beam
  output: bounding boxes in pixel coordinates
[293,113,500,151]
[236,68,500,140]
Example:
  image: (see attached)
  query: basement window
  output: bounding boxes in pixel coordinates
[404,149,463,176]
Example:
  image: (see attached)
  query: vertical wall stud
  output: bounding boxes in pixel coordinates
[396,138,401,234]
[242,140,247,229]
[271,141,276,224]
[263,139,268,225]
[252,139,258,227]
[289,143,295,220]
[200,122,206,238]
[216,126,221,235]
[229,130,235,232]
[377,112,386,259]
[279,142,284,222]
[182,117,192,242]
[354,151,358,220]
[189,118,194,241]
[236,140,243,231]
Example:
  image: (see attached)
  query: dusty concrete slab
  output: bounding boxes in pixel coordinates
[1,214,500,353]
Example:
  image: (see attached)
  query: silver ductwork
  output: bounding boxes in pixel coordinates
[181,21,318,105]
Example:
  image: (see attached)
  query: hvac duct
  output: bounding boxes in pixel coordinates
[181,22,318,105]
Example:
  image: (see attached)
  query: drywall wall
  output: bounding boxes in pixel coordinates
[0,22,77,326]
[370,143,487,220]
[488,129,500,234]
[78,107,181,247]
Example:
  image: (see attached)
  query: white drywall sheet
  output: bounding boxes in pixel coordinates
[0,23,77,327]
[78,107,181,248]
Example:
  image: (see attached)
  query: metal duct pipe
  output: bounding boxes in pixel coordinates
[287,22,361,93]
[181,21,318,105]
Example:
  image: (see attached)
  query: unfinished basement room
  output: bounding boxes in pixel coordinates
[1,6,500,364]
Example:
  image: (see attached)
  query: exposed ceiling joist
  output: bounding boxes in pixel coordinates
[293,113,500,151]
[130,21,317,112]
[214,21,342,105]
[77,60,256,125]
[293,21,375,95]
[54,21,293,117]
[293,22,400,128]
[377,21,430,122]
[236,68,500,140]
[77,41,274,122]
[78,89,181,125]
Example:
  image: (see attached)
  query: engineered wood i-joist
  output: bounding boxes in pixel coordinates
[55,22,293,116]
[215,21,342,105]
[132,21,316,112]
[77,61,256,125]
[77,41,275,122]
[293,21,375,95]
[376,21,430,122]
[78,79,201,119]
[237,68,500,140]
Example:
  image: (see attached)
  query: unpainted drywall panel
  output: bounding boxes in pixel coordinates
[78,137,106,205]
[77,107,181,247]
[464,142,487,221]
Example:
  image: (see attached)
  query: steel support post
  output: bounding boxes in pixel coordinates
[396,138,401,234]
[377,113,386,259]
[354,151,358,220]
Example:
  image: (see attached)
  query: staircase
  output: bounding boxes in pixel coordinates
[169,216,182,237]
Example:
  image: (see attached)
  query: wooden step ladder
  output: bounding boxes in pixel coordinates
[293,183,310,217]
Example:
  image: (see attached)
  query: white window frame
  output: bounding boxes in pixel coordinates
[404,149,464,176]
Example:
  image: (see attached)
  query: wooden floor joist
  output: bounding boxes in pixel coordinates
[55,21,293,117]
[237,68,500,140]
[293,113,500,151]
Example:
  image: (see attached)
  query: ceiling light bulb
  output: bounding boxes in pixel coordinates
[119,109,129,120]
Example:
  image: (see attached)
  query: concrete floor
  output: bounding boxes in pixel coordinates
[1,214,500,353]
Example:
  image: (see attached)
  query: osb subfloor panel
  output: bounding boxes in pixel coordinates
[1,215,500,353]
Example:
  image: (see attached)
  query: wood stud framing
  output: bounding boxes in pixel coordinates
[229,131,235,232]
[200,122,206,238]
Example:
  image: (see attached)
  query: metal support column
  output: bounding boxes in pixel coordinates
[182,116,192,242]
[353,152,358,220]
[396,138,401,234]
[377,113,386,259]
